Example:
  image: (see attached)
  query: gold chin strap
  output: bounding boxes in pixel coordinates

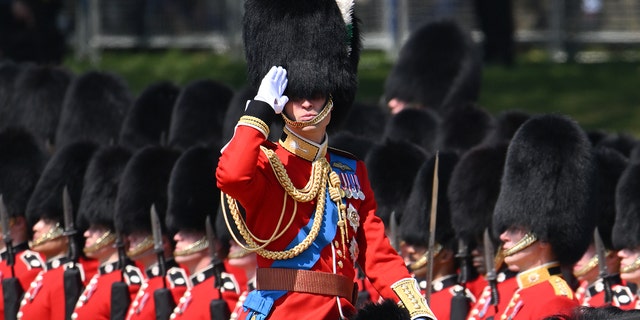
[174,236,209,257]
[83,230,117,255]
[407,243,443,272]
[495,232,538,268]
[29,223,65,249]
[573,254,600,278]
[281,96,333,128]
[621,256,640,274]
[126,235,154,258]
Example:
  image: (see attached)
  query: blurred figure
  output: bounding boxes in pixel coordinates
[473,0,515,66]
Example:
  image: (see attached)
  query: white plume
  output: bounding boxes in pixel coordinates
[336,0,354,25]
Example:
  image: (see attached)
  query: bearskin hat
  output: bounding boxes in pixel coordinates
[9,65,73,153]
[168,79,233,151]
[166,145,221,233]
[243,0,361,131]
[493,114,596,266]
[222,86,284,143]
[342,101,389,141]
[329,131,374,161]
[25,141,98,227]
[350,299,410,320]
[114,146,180,236]
[400,152,458,249]
[0,128,47,218]
[55,71,132,149]
[76,146,132,231]
[591,147,628,250]
[437,103,494,155]
[383,19,481,113]
[0,61,23,130]
[448,143,508,244]
[612,162,640,250]
[119,81,180,151]
[596,132,637,158]
[383,108,440,154]
[482,110,530,146]
[586,129,608,147]
[365,139,428,226]
[630,142,640,164]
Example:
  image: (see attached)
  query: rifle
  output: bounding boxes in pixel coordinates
[206,214,231,319]
[450,238,471,320]
[0,195,23,320]
[425,152,439,304]
[151,204,175,320]
[110,224,131,320]
[594,227,613,305]
[62,186,84,320]
[483,228,500,313]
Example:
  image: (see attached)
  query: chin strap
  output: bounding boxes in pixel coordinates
[281,96,333,128]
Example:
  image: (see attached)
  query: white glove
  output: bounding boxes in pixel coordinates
[254,66,289,114]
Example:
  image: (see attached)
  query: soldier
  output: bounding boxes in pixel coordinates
[382,108,440,154]
[71,146,144,319]
[0,128,47,318]
[492,114,596,319]
[19,141,99,320]
[165,145,241,319]
[114,146,187,320]
[612,156,640,308]
[572,147,634,309]
[216,0,435,319]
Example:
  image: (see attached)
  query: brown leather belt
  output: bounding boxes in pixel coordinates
[256,268,355,302]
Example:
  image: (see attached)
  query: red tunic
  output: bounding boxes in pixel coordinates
[467,271,518,320]
[17,257,85,320]
[126,264,188,320]
[0,243,45,317]
[72,262,144,319]
[578,275,635,309]
[494,263,578,320]
[216,102,426,319]
[418,274,475,320]
[169,266,241,319]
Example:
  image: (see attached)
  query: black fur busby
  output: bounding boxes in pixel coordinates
[630,142,640,164]
[329,131,374,161]
[383,108,440,154]
[25,141,99,227]
[612,162,640,250]
[448,143,508,244]
[55,71,132,149]
[0,128,47,218]
[0,61,22,130]
[586,129,608,147]
[243,0,361,131]
[168,79,233,151]
[365,140,428,226]
[482,110,530,146]
[493,114,596,266]
[222,86,284,143]
[166,145,221,233]
[342,101,389,142]
[114,146,180,236]
[119,81,180,151]
[591,147,628,250]
[76,146,132,231]
[349,299,410,320]
[383,19,481,113]
[596,132,638,158]
[437,103,494,155]
[400,152,459,248]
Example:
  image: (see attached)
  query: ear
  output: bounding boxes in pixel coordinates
[438,248,455,264]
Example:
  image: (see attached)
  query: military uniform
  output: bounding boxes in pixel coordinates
[126,261,188,320]
[71,262,144,319]
[169,266,240,319]
[17,257,85,320]
[468,271,518,320]
[577,276,635,309]
[423,274,475,320]
[230,278,255,320]
[0,243,45,316]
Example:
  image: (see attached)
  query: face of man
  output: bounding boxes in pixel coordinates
[173,230,207,266]
[31,218,67,259]
[283,95,331,143]
[499,227,548,272]
[83,224,115,261]
[573,243,598,283]
[618,247,640,285]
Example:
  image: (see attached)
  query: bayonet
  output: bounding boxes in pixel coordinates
[62,186,83,320]
[483,228,499,308]
[0,195,15,271]
[206,214,231,320]
[1,195,23,320]
[425,152,439,304]
[62,186,78,262]
[389,210,400,254]
[150,204,166,281]
[594,227,613,304]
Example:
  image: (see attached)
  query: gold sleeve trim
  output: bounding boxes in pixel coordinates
[391,278,437,320]
[238,115,270,137]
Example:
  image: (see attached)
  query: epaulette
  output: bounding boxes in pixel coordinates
[166,267,189,288]
[124,265,144,286]
[329,147,359,161]
[220,271,240,294]
[613,286,634,306]
[19,251,44,270]
[549,275,574,299]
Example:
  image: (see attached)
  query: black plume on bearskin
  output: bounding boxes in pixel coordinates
[613,162,640,250]
[166,145,221,233]
[119,81,180,151]
[493,114,596,266]
[349,299,410,320]
[243,0,361,131]
[365,139,428,226]
[0,128,47,218]
[400,152,458,248]
[449,143,508,244]
[77,146,132,231]
[384,19,481,113]
[383,108,440,154]
[114,146,180,236]
[26,141,98,227]
[168,79,233,151]
[55,71,132,149]
[437,103,493,155]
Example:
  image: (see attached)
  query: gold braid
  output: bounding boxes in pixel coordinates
[222,146,333,260]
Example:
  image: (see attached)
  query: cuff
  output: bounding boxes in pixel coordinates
[391,278,437,320]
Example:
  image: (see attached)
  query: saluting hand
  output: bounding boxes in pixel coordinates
[254,66,289,114]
